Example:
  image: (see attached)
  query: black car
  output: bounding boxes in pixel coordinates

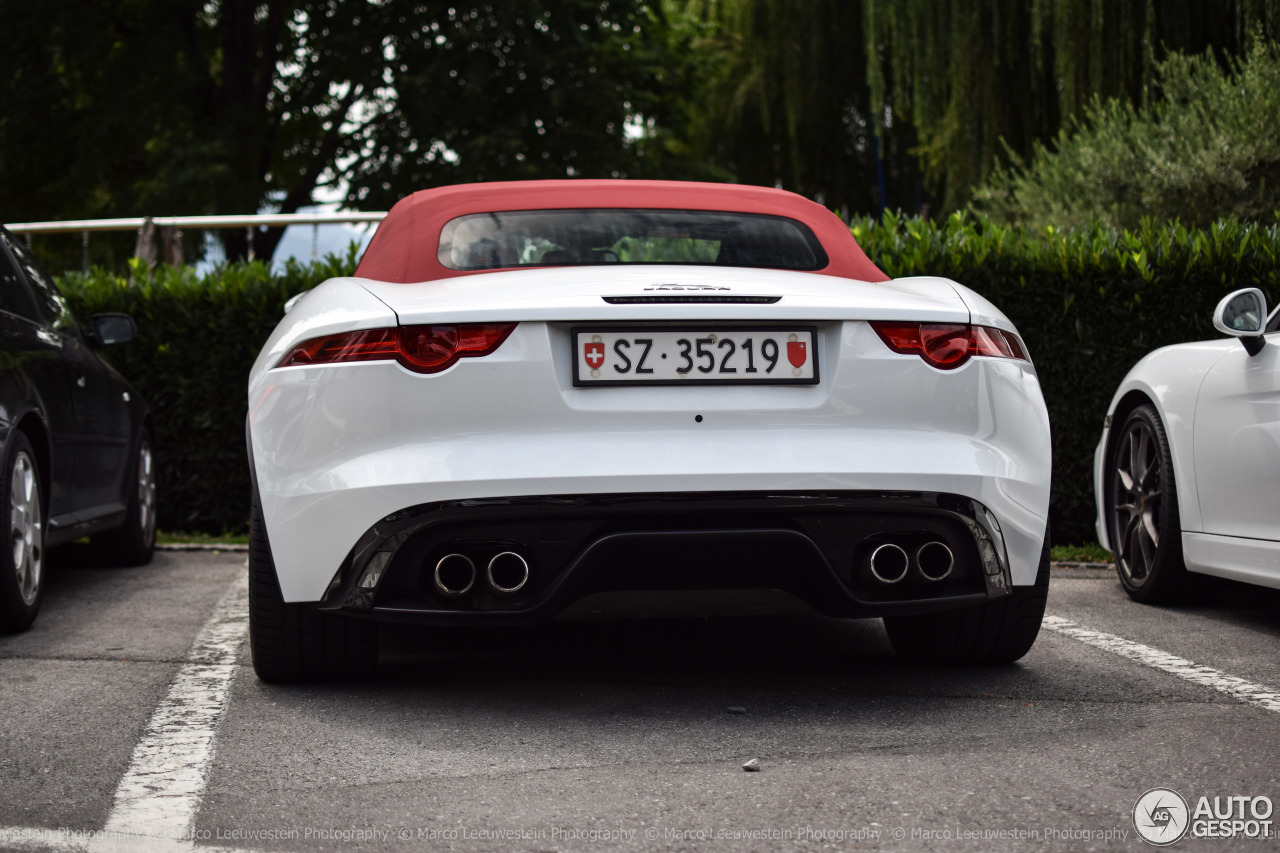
[0,226,155,631]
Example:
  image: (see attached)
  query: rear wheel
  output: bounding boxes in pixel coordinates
[1,432,44,632]
[248,489,377,683]
[883,535,1049,665]
[1107,404,1192,603]
[93,430,157,566]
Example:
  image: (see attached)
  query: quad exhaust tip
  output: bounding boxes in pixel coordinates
[487,551,530,595]
[868,543,910,584]
[434,553,476,597]
[916,541,954,582]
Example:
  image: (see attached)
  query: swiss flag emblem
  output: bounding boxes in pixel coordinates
[787,340,807,368]
[584,341,605,369]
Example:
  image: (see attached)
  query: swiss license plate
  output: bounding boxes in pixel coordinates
[572,327,818,386]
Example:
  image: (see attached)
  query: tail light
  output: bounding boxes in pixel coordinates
[870,322,1028,370]
[277,323,517,374]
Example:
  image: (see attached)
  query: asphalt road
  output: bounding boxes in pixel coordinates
[2,549,1279,852]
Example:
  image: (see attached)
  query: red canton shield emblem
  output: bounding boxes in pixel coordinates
[584,341,605,369]
[787,340,807,368]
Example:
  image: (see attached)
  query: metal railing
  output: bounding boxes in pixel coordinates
[4,212,388,270]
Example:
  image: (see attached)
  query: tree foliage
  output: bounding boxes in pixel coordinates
[675,0,1278,216]
[863,0,1279,210]
[972,38,1280,230]
[4,0,1279,255]
[673,0,870,213]
[0,1,693,265]
[343,2,702,210]
[673,0,929,216]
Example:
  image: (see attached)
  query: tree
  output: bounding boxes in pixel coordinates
[863,0,1280,211]
[972,37,1280,230]
[673,0,918,217]
[676,0,1279,218]
[344,2,697,209]
[0,1,693,266]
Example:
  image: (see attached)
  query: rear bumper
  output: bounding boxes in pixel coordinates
[316,491,1017,624]
[249,321,1051,601]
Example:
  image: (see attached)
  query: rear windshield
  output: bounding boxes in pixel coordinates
[437,209,828,272]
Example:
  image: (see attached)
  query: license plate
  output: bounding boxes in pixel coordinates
[572,327,819,386]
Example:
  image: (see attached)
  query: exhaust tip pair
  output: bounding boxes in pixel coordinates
[434,551,530,598]
[867,541,954,584]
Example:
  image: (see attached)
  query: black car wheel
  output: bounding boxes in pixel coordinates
[883,534,1049,665]
[1,432,44,632]
[1107,404,1192,602]
[248,487,377,683]
[94,430,157,566]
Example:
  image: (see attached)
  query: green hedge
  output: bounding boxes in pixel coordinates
[59,249,359,533]
[57,217,1280,543]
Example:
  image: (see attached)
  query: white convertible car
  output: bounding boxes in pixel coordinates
[247,180,1052,681]
[1095,287,1280,602]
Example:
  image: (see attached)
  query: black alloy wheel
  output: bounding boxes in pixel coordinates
[1108,404,1192,603]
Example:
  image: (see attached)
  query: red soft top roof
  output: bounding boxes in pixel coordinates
[354,179,888,283]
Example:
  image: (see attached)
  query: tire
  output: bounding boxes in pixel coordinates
[93,429,157,566]
[1106,403,1192,603]
[1,432,44,632]
[248,489,377,683]
[883,534,1049,665]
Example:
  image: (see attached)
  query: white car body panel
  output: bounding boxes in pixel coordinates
[1094,330,1280,589]
[361,269,982,327]
[1191,335,1280,541]
[250,266,1051,603]
[1184,533,1280,589]
[1093,341,1225,545]
[942,283,1023,342]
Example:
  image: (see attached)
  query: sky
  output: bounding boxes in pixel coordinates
[270,214,377,269]
[194,205,379,274]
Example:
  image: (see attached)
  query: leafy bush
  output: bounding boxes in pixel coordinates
[856,211,1280,543]
[55,218,1280,545]
[58,249,359,533]
[973,37,1280,231]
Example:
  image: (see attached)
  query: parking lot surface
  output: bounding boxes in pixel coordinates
[2,551,1279,851]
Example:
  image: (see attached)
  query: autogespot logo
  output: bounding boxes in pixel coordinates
[1134,788,1190,846]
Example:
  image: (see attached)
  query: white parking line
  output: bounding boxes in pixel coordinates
[1042,615,1280,713]
[0,570,254,853]
[98,570,249,849]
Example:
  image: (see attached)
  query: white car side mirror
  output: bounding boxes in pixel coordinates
[1212,288,1267,356]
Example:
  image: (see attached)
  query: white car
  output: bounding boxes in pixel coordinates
[247,180,1052,681]
[1094,287,1280,602]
